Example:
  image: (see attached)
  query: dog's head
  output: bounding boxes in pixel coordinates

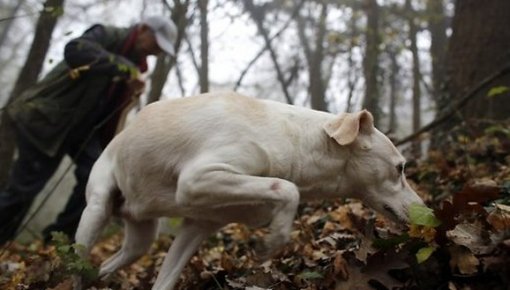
[324,110,424,223]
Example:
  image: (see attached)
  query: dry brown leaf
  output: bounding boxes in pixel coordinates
[408,224,437,243]
[449,246,479,275]
[354,236,377,263]
[329,206,354,229]
[321,221,341,236]
[487,204,510,232]
[333,251,349,280]
[447,223,496,255]
[47,278,73,290]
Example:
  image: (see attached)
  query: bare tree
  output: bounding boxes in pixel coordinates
[426,0,448,108]
[296,1,329,112]
[405,0,422,157]
[198,0,209,93]
[387,46,400,134]
[7,0,64,104]
[243,0,293,105]
[234,0,304,91]
[362,0,381,125]
[345,10,360,113]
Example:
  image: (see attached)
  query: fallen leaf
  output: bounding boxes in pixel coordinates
[447,223,496,255]
[449,246,479,275]
[333,251,349,280]
[487,204,510,232]
[297,270,324,280]
[246,286,272,290]
[47,278,73,290]
[408,224,437,243]
[453,179,500,212]
[416,246,436,264]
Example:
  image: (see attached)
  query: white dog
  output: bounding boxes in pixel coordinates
[75,92,423,289]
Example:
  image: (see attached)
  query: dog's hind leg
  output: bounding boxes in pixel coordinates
[98,218,158,278]
[151,219,220,290]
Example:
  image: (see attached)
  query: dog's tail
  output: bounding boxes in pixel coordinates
[74,150,118,258]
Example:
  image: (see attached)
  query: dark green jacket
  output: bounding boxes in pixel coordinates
[8,24,143,156]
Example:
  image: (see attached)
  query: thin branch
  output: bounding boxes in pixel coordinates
[395,62,510,146]
[184,34,201,77]
[0,12,38,23]
[162,0,172,10]
[175,60,186,96]
[234,0,304,91]
[243,0,299,104]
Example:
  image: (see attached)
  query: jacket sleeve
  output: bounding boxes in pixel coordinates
[64,24,137,79]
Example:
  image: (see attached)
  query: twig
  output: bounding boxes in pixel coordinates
[207,271,224,290]
[0,12,39,23]
[395,62,510,146]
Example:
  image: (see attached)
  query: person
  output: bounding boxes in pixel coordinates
[0,16,177,245]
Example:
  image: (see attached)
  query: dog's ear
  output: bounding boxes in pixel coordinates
[323,110,374,146]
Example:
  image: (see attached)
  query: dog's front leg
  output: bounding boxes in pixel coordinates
[176,166,300,258]
[152,219,220,290]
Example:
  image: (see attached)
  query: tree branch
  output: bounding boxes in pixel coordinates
[243,0,296,104]
[233,0,304,91]
[395,62,510,146]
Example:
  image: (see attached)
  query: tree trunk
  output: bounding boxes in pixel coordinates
[308,2,328,112]
[148,54,174,103]
[406,0,422,158]
[426,0,448,108]
[198,0,209,93]
[0,0,64,187]
[8,0,64,102]
[345,12,360,113]
[445,0,510,121]
[362,0,381,125]
[294,1,329,111]
[147,0,190,104]
[387,48,399,135]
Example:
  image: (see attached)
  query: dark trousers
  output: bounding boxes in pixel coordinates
[0,131,102,245]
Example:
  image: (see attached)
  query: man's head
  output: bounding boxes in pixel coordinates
[135,16,177,57]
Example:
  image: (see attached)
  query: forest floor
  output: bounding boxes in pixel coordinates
[1,120,510,290]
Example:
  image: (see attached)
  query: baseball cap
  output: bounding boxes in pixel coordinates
[142,16,177,56]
